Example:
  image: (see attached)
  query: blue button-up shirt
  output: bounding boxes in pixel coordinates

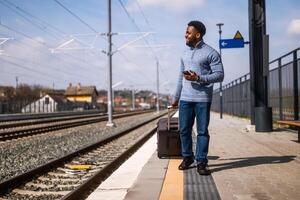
[173,40,224,103]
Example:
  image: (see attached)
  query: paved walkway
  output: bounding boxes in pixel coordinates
[208,112,300,200]
[87,111,299,200]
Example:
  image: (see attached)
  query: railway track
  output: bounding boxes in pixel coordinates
[0,113,104,129]
[0,111,171,200]
[0,110,102,122]
[0,110,152,141]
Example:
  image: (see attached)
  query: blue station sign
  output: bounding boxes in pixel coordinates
[219,39,244,49]
[219,31,246,49]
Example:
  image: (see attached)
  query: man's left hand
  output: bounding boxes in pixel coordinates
[184,70,199,81]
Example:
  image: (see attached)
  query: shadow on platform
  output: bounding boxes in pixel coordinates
[209,155,296,173]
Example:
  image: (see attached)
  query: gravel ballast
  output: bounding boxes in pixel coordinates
[0,111,164,182]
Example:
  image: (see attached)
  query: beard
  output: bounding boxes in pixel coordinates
[185,37,199,47]
[186,37,201,48]
[186,42,194,47]
[186,40,195,47]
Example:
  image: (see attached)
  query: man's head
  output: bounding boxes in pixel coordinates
[185,20,206,47]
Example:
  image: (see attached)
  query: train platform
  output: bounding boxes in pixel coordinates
[87,111,300,200]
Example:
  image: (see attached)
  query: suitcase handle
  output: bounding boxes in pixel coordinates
[167,106,179,131]
[167,106,171,130]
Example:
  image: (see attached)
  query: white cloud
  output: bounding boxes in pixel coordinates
[287,19,300,36]
[127,0,206,13]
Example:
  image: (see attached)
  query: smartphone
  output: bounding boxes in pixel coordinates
[183,70,191,75]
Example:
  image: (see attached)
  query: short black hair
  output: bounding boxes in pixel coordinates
[188,20,206,37]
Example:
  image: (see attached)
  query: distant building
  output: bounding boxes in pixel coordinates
[65,83,98,108]
[0,86,15,114]
[139,102,151,109]
[21,93,73,113]
[0,86,15,98]
[97,95,107,104]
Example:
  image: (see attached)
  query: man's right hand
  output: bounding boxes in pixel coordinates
[171,101,178,108]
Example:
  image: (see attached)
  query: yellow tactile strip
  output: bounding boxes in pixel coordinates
[159,159,183,200]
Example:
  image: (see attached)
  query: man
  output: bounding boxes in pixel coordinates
[172,20,224,175]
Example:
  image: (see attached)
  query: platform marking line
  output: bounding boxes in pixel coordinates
[159,159,183,200]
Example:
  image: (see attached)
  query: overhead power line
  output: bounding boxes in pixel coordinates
[115,52,155,84]
[135,0,153,30]
[0,1,46,31]
[52,0,155,84]
[0,23,104,74]
[53,0,98,33]
[133,0,169,82]
[2,54,97,80]
[0,2,104,85]
[51,0,154,85]
[1,0,105,70]
[118,0,169,83]
[2,0,66,36]
[117,0,158,60]
[0,1,155,88]
[0,57,66,82]
[0,0,61,40]
[0,23,46,46]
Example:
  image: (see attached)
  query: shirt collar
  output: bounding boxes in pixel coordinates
[190,39,204,50]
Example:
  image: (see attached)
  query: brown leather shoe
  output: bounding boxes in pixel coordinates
[178,157,194,170]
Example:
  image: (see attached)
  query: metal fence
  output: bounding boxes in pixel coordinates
[212,47,300,120]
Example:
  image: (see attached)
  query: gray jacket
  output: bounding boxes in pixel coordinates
[173,40,224,103]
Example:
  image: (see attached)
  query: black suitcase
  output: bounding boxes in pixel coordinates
[157,108,181,158]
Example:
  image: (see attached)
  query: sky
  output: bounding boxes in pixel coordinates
[0,0,299,94]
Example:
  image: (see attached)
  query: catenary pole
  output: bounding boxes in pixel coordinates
[106,0,115,127]
[156,60,160,112]
[216,23,224,119]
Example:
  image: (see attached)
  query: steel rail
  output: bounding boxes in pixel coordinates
[0,109,152,129]
[0,113,104,129]
[63,110,176,200]
[0,110,153,141]
[63,121,158,200]
[0,111,169,196]
[0,110,102,122]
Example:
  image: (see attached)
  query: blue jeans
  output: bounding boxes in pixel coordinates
[179,100,211,164]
